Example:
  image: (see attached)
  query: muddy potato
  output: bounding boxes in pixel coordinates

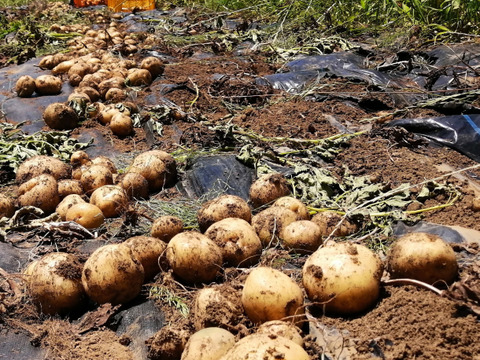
[27,252,85,315]
[15,75,36,97]
[78,86,100,102]
[57,179,82,199]
[311,210,358,237]
[126,68,152,86]
[43,102,79,130]
[197,194,252,232]
[124,236,167,280]
[16,155,72,184]
[98,105,121,125]
[205,218,262,267]
[86,101,105,119]
[128,153,167,192]
[387,232,458,284]
[280,220,322,254]
[56,194,86,220]
[141,56,165,78]
[91,156,117,174]
[257,320,304,347]
[143,150,177,185]
[118,172,149,199]
[303,242,383,315]
[193,285,244,331]
[98,77,125,98]
[70,150,90,167]
[251,207,298,247]
[18,174,60,214]
[151,215,184,242]
[110,112,133,137]
[166,231,223,284]
[0,194,15,218]
[249,173,290,208]
[80,164,114,194]
[105,88,127,102]
[90,185,129,218]
[242,266,304,324]
[273,196,310,220]
[220,334,309,360]
[52,59,76,75]
[35,75,63,95]
[68,92,91,106]
[181,327,235,360]
[65,202,105,229]
[38,55,55,69]
[148,326,191,360]
[82,244,144,305]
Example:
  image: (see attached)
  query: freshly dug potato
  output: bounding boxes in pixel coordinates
[65,202,105,229]
[151,215,184,242]
[280,220,322,254]
[110,112,133,137]
[249,173,290,208]
[43,102,79,130]
[181,327,235,360]
[38,55,55,69]
[273,196,310,220]
[68,92,91,106]
[0,194,15,218]
[386,232,458,284]
[141,56,165,78]
[78,86,100,102]
[16,155,71,183]
[148,326,191,360]
[303,242,383,315]
[197,194,251,232]
[166,231,223,284]
[144,150,177,185]
[23,260,39,277]
[193,285,244,331]
[126,68,152,86]
[91,156,117,174]
[57,179,83,198]
[105,88,127,102]
[98,77,125,98]
[251,207,298,247]
[118,172,149,199]
[220,334,309,360]
[124,236,167,280]
[241,266,304,324]
[90,185,129,218]
[311,210,358,237]
[35,75,63,95]
[205,218,262,267]
[56,194,86,220]
[70,150,90,167]
[51,59,76,75]
[82,244,144,305]
[15,75,36,97]
[86,102,105,119]
[128,153,167,192]
[18,174,60,214]
[80,164,114,194]
[257,320,304,347]
[27,252,85,315]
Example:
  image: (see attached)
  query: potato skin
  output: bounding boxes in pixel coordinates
[0,194,15,218]
[387,232,458,284]
[181,327,235,360]
[43,102,79,130]
[110,113,133,137]
[56,194,86,220]
[90,185,129,218]
[118,172,149,199]
[249,173,290,208]
[82,244,144,305]
[257,320,304,347]
[141,57,164,78]
[273,196,310,220]
[128,153,167,192]
[65,202,105,229]
[151,215,184,242]
[16,155,72,183]
[80,164,114,194]
[197,194,251,232]
[124,236,167,280]
[15,75,36,97]
[35,75,63,95]
[57,179,84,198]
[311,210,357,237]
[251,207,298,247]
[280,220,322,254]
[18,174,60,214]
[303,242,383,315]
[126,68,152,86]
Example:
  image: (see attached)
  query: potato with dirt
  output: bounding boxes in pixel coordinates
[57,179,84,198]
[272,196,310,220]
[89,185,129,218]
[43,102,79,130]
[151,215,184,242]
[251,206,299,246]
[280,220,323,254]
[16,155,72,183]
[311,210,358,237]
[123,236,167,280]
[65,202,105,229]
[148,326,191,360]
[17,174,60,214]
[141,56,165,78]
[387,232,458,284]
[82,244,144,305]
[56,194,86,220]
[303,242,383,315]
[118,172,149,199]
[126,68,152,86]
[181,327,235,360]
[35,75,63,95]
[197,194,252,232]
[128,152,168,192]
[0,194,16,218]
[249,173,290,208]
[80,164,114,194]
[15,75,36,97]
[256,320,304,346]
[110,112,133,137]
[241,266,304,324]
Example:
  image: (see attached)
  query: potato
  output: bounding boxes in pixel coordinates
[98,105,121,125]
[16,155,72,183]
[272,196,310,220]
[58,179,84,198]
[118,172,149,199]
[98,77,125,98]
[68,92,91,106]
[126,68,152,86]
[110,112,133,137]
[220,334,309,360]
[241,267,304,324]
[80,164,114,194]
[151,215,184,242]
[27,252,85,315]
[303,242,383,315]
[82,244,144,305]
[51,59,76,75]
[166,231,223,284]
[193,285,244,331]
[65,202,105,229]
[251,207,298,247]
[148,326,191,360]
[35,75,63,95]
[205,218,262,267]
[128,153,167,192]
[0,194,15,218]
[280,220,322,254]
[91,156,117,174]
[197,194,251,232]
[43,102,79,130]
[257,320,303,347]
[15,75,36,97]
[18,174,60,214]
[90,185,129,218]
[68,62,92,86]
[39,55,55,69]
[143,150,177,186]
[311,210,357,237]
[249,173,290,208]
[386,232,458,284]
[56,194,86,220]
[78,86,100,102]
[105,88,127,102]
[141,56,165,78]
[86,102,105,119]
[70,150,90,167]
[181,327,235,360]
[124,236,167,280]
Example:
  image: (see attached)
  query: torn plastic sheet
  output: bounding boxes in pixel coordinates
[387,114,480,163]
